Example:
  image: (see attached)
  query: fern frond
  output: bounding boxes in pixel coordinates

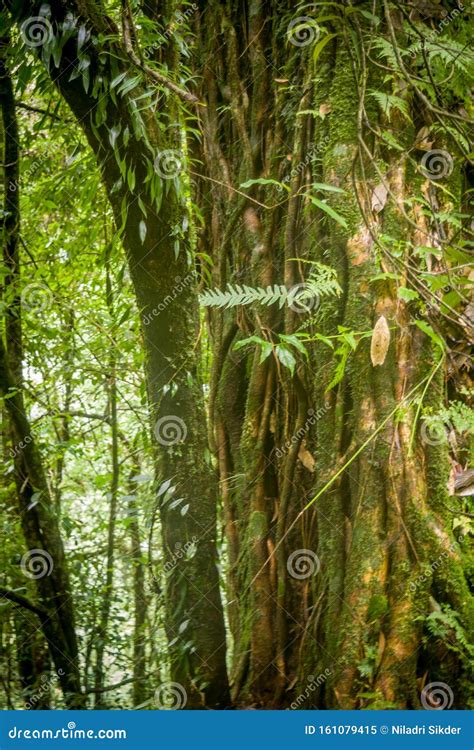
[200,263,341,310]
[199,283,289,309]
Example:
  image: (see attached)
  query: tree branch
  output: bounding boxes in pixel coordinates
[0,587,48,620]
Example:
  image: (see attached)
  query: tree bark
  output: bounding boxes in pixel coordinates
[193,0,473,708]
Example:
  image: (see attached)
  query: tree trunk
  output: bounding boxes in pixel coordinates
[93,254,119,708]
[193,0,473,708]
[3,0,229,707]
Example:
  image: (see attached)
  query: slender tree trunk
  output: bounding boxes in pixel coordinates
[94,253,119,708]
[14,610,51,709]
[129,495,148,706]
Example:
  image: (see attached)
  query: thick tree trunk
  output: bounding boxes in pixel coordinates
[194,0,473,708]
[305,22,473,711]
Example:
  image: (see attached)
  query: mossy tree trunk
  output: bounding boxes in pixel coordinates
[194,0,473,708]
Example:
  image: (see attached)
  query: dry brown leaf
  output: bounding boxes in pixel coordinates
[298,446,315,472]
[370,315,391,366]
[371,183,388,213]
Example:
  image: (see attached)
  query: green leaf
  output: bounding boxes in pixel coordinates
[157,480,173,498]
[234,335,267,350]
[313,33,337,65]
[397,287,419,302]
[314,333,334,349]
[381,130,405,151]
[309,197,347,228]
[312,182,345,194]
[239,177,287,190]
[110,72,127,89]
[259,341,273,363]
[414,320,446,352]
[275,345,296,375]
[279,334,309,358]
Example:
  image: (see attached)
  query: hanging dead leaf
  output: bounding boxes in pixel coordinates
[319,102,331,116]
[415,126,430,142]
[371,183,388,213]
[298,446,315,472]
[370,315,390,366]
